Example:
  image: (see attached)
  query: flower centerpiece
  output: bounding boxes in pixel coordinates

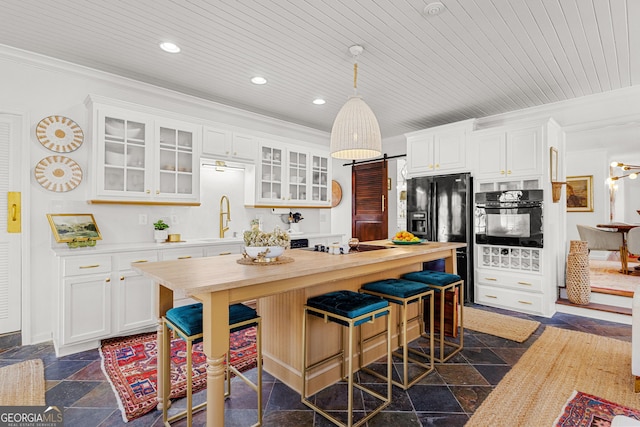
[243,227,290,261]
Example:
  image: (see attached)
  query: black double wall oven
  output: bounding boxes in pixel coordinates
[474,189,544,248]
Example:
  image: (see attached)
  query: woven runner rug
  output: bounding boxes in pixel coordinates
[466,327,640,427]
[465,307,540,342]
[100,328,257,422]
[0,359,45,406]
[554,390,640,426]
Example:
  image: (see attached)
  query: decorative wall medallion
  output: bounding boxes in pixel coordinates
[34,155,83,192]
[36,115,84,153]
[331,180,342,207]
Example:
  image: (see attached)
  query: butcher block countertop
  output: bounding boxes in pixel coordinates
[133,240,466,300]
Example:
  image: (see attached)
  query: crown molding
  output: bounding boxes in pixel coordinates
[0,44,329,145]
[475,85,640,131]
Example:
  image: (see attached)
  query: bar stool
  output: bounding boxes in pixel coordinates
[360,278,435,389]
[403,271,464,363]
[302,290,392,427]
[161,302,262,427]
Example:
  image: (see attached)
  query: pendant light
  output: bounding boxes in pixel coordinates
[330,45,382,160]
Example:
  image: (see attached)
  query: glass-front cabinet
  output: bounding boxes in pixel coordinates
[259,145,283,203]
[102,115,148,194]
[88,96,200,204]
[311,154,329,203]
[254,141,331,206]
[288,150,308,202]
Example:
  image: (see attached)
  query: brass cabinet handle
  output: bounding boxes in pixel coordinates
[517,281,532,286]
[132,260,148,264]
[382,195,385,212]
[485,295,497,299]
[146,189,150,194]
[219,252,231,256]
[105,278,111,283]
[500,170,505,175]
[518,300,533,305]
[120,276,125,281]
[156,190,160,195]
[507,170,512,175]
[484,277,497,281]
[11,204,17,221]
[177,256,192,259]
[435,163,439,168]
[79,264,100,269]
[428,164,434,169]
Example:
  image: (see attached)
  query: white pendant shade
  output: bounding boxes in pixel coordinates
[330,95,382,160]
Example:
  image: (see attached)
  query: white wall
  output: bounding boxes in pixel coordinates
[564,149,609,243]
[0,47,333,344]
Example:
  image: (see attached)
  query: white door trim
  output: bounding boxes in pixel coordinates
[0,110,30,342]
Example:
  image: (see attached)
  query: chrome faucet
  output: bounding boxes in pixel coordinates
[219,195,231,238]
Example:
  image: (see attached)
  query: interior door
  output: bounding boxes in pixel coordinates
[352,160,388,241]
[0,114,22,334]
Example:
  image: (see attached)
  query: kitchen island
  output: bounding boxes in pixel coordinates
[134,240,465,427]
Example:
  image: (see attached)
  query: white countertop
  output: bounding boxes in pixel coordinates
[51,232,343,256]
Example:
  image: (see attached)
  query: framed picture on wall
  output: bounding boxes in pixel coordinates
[46,213,102,243]
[566,176,594,212]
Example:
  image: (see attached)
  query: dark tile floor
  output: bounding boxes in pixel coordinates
[0,303,631,427]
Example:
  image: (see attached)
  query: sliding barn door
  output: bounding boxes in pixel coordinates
[352,160,388,241]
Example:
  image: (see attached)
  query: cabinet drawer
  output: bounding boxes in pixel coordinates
[161,247,204,261]
[476,269,542,292]
[476,284,543,313]
[204,244,242,257]
[116,251,158,271]
[63,255,112,277]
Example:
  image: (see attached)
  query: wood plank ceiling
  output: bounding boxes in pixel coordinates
[0,0,638,138]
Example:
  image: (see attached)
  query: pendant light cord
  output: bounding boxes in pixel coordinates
[353,62,358,92]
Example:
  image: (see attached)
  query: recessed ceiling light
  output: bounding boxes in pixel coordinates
[251,76,267,85]
[159,42,180,53]
[313,98,326,105]
[423,2,446,16]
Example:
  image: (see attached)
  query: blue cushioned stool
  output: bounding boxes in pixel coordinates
[302,290,392,427]
[403,270,464,362]
[360,278,435,389]
[161,302,262,427]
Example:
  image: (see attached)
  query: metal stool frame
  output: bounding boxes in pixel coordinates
[359,287,435,389]
[161,314,262,427]
[302,304,392,427]
[429,280,464,363]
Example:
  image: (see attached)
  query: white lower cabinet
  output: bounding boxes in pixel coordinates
[115,251,158,333]
[475,266,544,315]
[54,242,242,356]
[62,274,112,346]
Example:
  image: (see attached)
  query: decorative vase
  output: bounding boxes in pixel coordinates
[154,230,168,243]
[566,240,590,305]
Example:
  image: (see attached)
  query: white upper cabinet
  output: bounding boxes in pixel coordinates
[86,96,201,204]
[405,119,475,177]
[473,125,542,180]
[202,127,256,162]
[249,140,331,207]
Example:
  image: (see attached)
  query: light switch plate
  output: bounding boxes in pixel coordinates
[139,214,147,225]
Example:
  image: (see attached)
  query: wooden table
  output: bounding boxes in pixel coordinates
[134,240,465,426]
[596,223,639,274]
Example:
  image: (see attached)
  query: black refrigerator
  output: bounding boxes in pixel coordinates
[406,173,473,302]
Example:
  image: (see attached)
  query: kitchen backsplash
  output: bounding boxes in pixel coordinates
[47,165,328,246]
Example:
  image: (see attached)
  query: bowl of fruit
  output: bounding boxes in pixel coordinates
[391,231,424,245]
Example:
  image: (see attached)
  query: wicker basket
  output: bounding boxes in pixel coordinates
[569,240,589,255]
[566,252,590,305]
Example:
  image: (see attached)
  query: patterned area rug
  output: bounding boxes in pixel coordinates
[554,390,640,426]
[100,328,257,422]
[589,259,640,293]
